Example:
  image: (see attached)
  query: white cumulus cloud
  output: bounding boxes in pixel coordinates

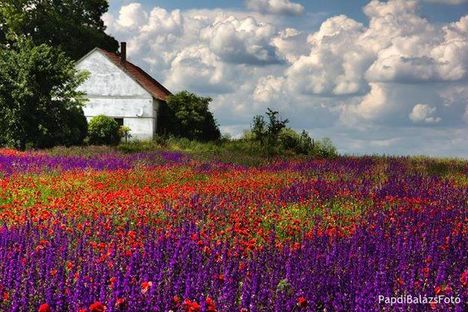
[165,46,233,94]
[116,3,147,29]
[200,16,281,65]
[245,0,304,16]
[409,104,442,123]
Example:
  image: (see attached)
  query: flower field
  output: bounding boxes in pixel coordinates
[0,148,466,311]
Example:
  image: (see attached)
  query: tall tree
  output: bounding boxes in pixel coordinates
[0,0,118,60]
[0,38,89,149]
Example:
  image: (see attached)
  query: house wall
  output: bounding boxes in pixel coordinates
[76,50,157,140]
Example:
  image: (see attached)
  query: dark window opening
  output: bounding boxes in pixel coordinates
[114,118,124,127]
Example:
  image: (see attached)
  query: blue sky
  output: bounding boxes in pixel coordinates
[104,0,468,157]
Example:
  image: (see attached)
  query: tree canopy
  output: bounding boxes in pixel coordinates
[0,0,118,60]
[251,108,289,149]
[0,39,89,149]
[158,91,221,141]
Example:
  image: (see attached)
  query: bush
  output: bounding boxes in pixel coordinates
[313,138,338,158]
[88,115,121,145]
[158,91,221,141]
[279,129,316,155]
[279,128,300,150]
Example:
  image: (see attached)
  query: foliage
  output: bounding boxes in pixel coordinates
[88,115,121,146]
[46,145,115,158]
[251,108,289,153]
[0,0,118,60]
[313,137,338,158]
[265,108,289,145]
[0,38,88,149]
[117,140,161,154]
[278,129,338,157]
[251,115,267,145]
[119,126,132,143]
[158,91,221,141]
[278,128,316,155]
[249,108,338,157]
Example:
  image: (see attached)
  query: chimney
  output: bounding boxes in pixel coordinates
[120,42,127,63]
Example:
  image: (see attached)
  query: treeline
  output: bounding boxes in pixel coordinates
[245,108,337,157]
[118,107,338,158]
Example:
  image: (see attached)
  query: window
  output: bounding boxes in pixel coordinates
[114,118,124,127]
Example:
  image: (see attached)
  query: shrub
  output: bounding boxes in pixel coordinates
[88,115,121,145]
[279,128,301,151]
[313,138,338,158]
[278,129,316,155]
[158,91,221,141]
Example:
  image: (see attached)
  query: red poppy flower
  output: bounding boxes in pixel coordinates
[461,269,468,287]
[141,281,153,294]
[115,298,126,308]
[297,296,308,308]
[89,301,106,312]
[183,299,201,312]
[38,303,51,312]
[206,297,217,312]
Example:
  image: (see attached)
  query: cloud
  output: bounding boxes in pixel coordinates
[116,3,147,29]
[285,15,372,96]
[105,4,284,69]
[253,75,287,103]
[317,126,468,157]
[200,16,281,65]
[409,104,442,123]
[271,28,309,63]
[165,46,234,93]
[245,0,304,16]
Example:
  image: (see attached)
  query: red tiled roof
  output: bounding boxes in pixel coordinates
[98,49,172,101]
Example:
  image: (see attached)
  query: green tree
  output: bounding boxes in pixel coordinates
[265,108,288,146]
[88,115,121,145]
[0,0,118,60]
[279,128,316,155]
[250,108,289,154]
[251,114,267,145]
[0,38,88,149]
[158,91,221,141]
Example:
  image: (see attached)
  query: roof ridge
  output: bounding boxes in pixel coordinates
[97,48,172,101]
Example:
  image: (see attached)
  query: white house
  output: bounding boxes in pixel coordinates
[76,43,172,140]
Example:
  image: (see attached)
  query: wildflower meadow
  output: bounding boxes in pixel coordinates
[0,148,466,311]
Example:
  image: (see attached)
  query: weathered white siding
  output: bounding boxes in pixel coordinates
[76,50,157,140]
